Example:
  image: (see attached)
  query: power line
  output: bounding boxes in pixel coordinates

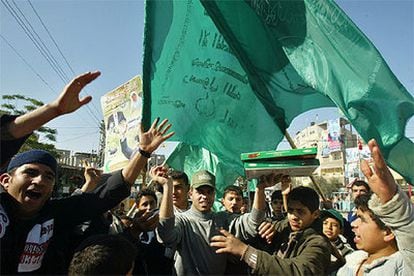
[10,0,70,82]
[0,34,57,94]
[2,0,102,127]
[27,0,103,119]
[1,34,100,129]
[1,0,69,84]
[27,0,75,76]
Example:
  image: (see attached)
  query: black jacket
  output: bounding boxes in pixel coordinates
[0,170,130,274]
[253,219,332,275]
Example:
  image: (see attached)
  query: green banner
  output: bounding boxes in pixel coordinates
[200,0,414,183]
[143,0,340,194]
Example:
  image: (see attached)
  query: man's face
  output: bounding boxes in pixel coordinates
[190,186,215,213]
[287,200,319,232]
[240,199,249,214]
[222,191,242,214]
[137,195,157,212]
[271,199,283,215]
[322,217,341,241]
[351,209,390,253]
[351,185,368,199]
[172,179,189,210]
[0,163,55,217]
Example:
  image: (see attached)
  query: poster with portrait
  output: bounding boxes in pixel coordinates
[327,119,342,152]
[101,76,142,172]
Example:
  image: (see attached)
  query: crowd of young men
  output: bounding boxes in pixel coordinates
[1,72,413,275]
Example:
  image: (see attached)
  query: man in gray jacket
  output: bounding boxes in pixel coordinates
[154,168,275,275]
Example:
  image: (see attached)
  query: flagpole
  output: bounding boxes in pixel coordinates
[284,131,327,202]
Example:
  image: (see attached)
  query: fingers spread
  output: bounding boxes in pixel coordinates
[164,131,175,140]
[150,117,160,130]
[157,119,169,132]
[77,71,101,85]
[160,123,172,135]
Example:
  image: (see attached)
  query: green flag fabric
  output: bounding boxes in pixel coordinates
[200,0,414,184]
[142,0,337,195]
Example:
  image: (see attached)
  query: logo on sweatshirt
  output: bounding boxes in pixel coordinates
[18,219,54,272]
[0,204,9,238]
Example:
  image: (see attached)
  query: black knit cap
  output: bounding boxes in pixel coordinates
[7,150,58,175]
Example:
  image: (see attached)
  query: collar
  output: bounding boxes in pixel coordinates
[360,251,402,273]
[189,205,213,220]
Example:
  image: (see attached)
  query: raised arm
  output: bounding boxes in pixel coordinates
[360,139,397,204]
[150,165,174,219]
[280,175,291,213]
[7,71,101,139]
[151,165,183,247]
[361,139,414,272]
[253,173,282,211]
[121,118,174,186]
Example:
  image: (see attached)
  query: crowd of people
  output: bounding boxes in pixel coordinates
[1,72,413,275]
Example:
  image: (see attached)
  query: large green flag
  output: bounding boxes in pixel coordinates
[142,0,336,195]
[199,0,414,184]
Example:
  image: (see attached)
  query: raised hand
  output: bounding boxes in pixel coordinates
[139,118,175,154]
[5,71,101,144]
[281,175,292,196]
[210,229,248,257]
[129,209,159,237]
[258,221,276,244]
[149,165,170,186]
[81,160,102,192]
[257,173,283,190]
[51,71,101,115]
[361,139,397,204]
[122,118,174,187]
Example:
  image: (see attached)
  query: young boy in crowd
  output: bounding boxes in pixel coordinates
[211,182,332,275]
[169,170,190,213]
[220,185,249,274]
[125,189,173,275]
[221,185,244,214]
[240,197,250,214]
[270,190,286,221]
[337,139,414,275]
[321,209,354,273]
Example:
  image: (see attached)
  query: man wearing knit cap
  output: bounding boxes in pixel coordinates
[2,150,58,218]
[0,117,175,274]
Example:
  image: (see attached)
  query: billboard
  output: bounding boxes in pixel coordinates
[101,76,142,172]
[327,119,342,153]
